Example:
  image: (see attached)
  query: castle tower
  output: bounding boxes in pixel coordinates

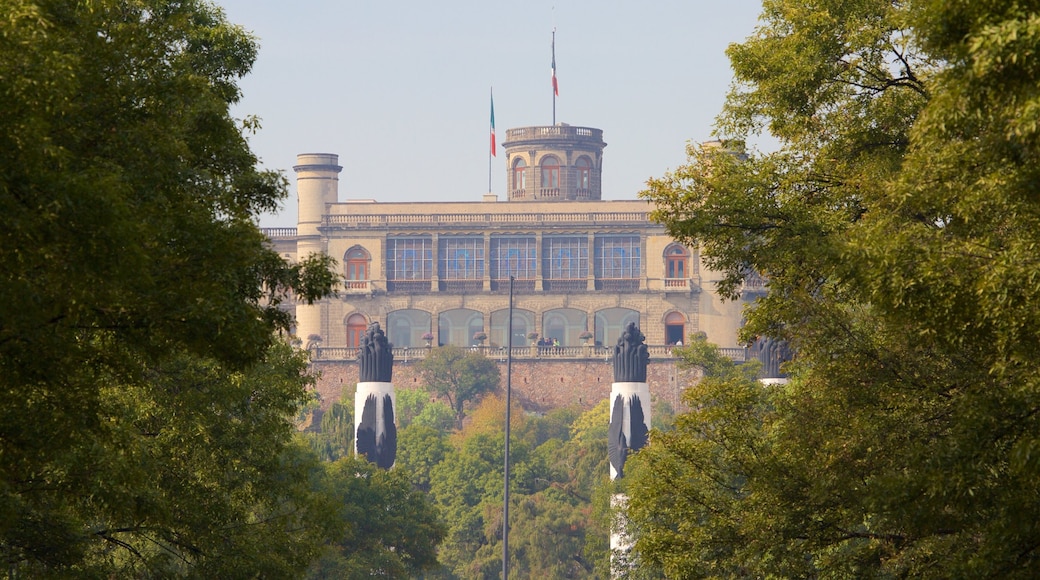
[293,153,342,343]
[501,124,606,201]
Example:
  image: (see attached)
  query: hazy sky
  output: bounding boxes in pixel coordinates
[217,1,767,227]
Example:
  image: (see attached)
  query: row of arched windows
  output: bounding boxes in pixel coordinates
[344,308,688,349]
[511,155,593,198]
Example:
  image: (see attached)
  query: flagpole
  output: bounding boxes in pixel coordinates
[551,29,557,125]
[503,275,514,579]
[489,87,494,194]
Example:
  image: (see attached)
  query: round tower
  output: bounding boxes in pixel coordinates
[293,153,342,343]
[501,124,606,201]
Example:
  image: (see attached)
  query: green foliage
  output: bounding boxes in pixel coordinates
[426,398,612,579]
[634,0,1040,577]
[396,385,455,431]
[396,423,451,493]
[306,455,445,579]
[306,399,353,462]
[417,346,501,430]
[0,0,339,573]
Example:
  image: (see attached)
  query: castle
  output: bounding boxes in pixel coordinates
[263,124,760,409]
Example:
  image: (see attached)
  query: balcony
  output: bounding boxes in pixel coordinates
[440,280,483,293]
[344,280,369,292]
[491,278,535,292]
[596,279,640,292]
[542,279,587,292]
[386,280,432,293]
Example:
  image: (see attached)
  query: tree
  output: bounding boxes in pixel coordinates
[634,0,1040,576]
[306,455,445,579]
[0,0,338,573]
[417,346,501,430]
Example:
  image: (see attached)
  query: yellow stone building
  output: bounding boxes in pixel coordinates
[264,125,758,358]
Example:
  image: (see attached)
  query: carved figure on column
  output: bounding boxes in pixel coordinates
[355,323,397,469]
[358,322,394,383]
[612,322,649,383]
[608,323,651,480]
[749,336,792,380]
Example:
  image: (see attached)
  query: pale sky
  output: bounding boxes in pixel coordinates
[217,1,767,227]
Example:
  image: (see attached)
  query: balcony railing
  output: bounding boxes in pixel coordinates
[386,280,432,293]
[261,227,298,238]
[542,279,588,292]
[344,280,369,291]
[324,211,651,229]
[596,279,640,292]
[310,344,748,363]
[491,278,535,292]
[440,280,483,293]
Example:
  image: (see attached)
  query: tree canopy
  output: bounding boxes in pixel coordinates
[634,0,1040,577]
[0,0,338,573]
[417,346,501,430]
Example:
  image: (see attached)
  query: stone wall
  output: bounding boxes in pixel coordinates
[310,358,701,415]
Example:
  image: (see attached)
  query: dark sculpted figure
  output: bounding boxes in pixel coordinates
[356,394,397,469]
[749,337,792,379]
[607,323,650,479]
[608,393,648,479]
[358,323,394,383]
[613,322,650,383]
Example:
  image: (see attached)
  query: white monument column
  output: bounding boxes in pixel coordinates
[354,323,397,469]
[607,323,651,576]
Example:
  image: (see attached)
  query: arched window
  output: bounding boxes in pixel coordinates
[438,309,484,347]
[540,155,560,197]
[595,308,639,347]
[512,158,527,198]
[664,311,687,345]
[344,246,371,289]
[664,244,690,288]
[490,308,534,348]
[345,313,367,348]
[542,308,588,347]
[575,156,592,198]
[387,309,432,348]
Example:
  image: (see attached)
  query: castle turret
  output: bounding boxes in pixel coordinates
[294,153,342,343]
[501,124,606,201]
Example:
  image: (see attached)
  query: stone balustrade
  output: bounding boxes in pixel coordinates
[310,344,748,363]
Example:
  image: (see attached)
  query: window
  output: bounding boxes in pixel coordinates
[540,155,560,195]
[387,309,432,348]
[543,237,588,279]
[595,236,640,279]
[438,309,483,347]
[542,308,588,347]
[512,158,527,196]
[387,237,432,291]
[344,247,370,282]
[439,236,484,280]
[595,308,639,347]
[346,313,367,348]
[490,236,536,279]
[665,244,689,279]
[542,237,588,291]
[490,308,534,348]
[665,311,686,345]
[576,156,591,197]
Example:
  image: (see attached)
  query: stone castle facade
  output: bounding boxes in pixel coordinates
[264,124,759,409]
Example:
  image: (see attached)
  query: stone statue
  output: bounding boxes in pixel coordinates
[749,336,791,379]
[612,322,649,383]
[358,322,394,383]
